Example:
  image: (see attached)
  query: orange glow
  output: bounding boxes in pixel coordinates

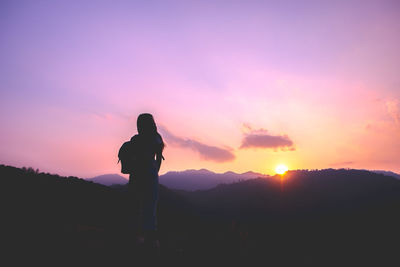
[275,164,288,175]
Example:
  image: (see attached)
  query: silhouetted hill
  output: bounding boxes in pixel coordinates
[159,168,269,190]
[1,164,194,265]
[184,169,400,221]
[85,174,128,186]
[177,168,400,264]
[2,165,400,265]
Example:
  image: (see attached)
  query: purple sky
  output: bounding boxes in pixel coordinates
[1,0,400,177]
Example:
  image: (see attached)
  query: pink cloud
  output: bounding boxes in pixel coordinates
[240,127,295,151]
[159,127,235,163]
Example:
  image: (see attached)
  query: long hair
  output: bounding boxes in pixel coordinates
[137,113,165,152]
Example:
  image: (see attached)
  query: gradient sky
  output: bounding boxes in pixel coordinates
[1,0,400,178]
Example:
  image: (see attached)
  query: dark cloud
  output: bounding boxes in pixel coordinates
[240,129,295,151]
[159,126,235,163]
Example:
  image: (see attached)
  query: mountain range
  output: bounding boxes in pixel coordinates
[86,168,400,190]
[86,169,269,190]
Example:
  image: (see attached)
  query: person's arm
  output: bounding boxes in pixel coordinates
[155,152,163,172]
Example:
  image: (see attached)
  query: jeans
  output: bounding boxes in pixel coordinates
[129,170,159,232]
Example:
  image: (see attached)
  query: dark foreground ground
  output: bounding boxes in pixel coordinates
[2,165,400,266]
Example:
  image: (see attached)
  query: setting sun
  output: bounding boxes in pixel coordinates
[275,164,289,175]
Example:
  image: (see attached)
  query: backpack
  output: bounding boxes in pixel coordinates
[118,138,140,174]
[118,134,164,175]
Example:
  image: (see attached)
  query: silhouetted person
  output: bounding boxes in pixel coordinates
[128,113,165,250]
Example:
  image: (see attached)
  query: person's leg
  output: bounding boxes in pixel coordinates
[128,177,144,244]
[142,176,159,245]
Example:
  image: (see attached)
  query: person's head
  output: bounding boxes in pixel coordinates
[137,113,165,152]
[137,113,157,135]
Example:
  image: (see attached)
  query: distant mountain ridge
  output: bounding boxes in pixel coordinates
[85,169,268,190]
[372,170,400,180]
[86,174,128,186]
[159,169,269,190]
[86,168,400,190]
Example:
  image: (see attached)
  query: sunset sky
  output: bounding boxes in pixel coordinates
[1,0,400,178]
